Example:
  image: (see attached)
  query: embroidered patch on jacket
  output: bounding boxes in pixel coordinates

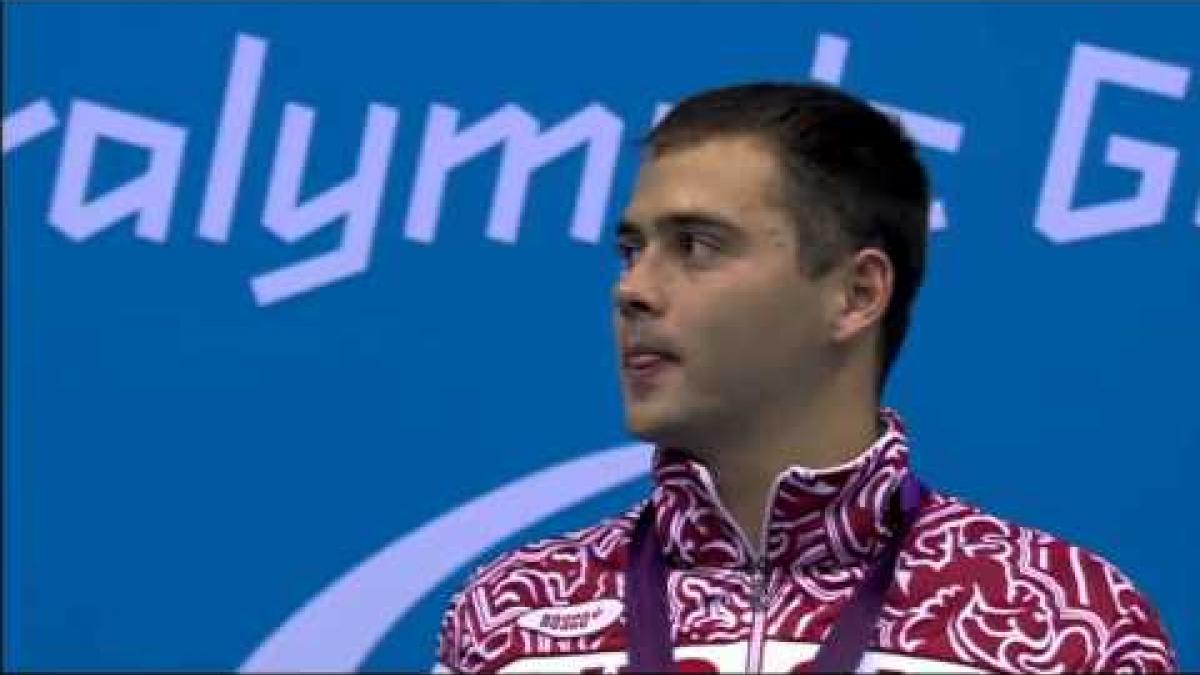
[516,598,624,638]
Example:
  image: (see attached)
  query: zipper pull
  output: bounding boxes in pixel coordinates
[749,559,768,611]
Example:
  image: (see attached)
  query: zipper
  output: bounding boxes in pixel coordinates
[694,465,782,673]
[746,556,769,673]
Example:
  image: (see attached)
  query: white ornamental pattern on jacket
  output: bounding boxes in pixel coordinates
[437,411,1176,673]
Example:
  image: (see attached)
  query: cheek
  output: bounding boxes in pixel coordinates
[688,278,822,368]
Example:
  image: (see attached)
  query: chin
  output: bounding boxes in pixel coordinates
[624,405,688,446]
[623,416,657,442]
[623,406,664,442]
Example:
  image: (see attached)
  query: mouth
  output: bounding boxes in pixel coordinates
[621,348,680,391]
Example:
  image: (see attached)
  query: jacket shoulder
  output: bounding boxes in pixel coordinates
[435,505,641,673]
[905,491,1177,672]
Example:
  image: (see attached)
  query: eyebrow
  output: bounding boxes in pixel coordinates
[617,211,740,239]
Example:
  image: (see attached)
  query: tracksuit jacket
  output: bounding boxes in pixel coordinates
[435,411,1176,673]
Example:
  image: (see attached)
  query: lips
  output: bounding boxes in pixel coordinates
[621,348,679,389]
[624,353,673,372]
[625,352,672,369]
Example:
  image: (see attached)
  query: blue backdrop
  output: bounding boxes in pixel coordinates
[4,2,1197,671]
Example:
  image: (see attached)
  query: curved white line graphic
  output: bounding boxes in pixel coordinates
[240,442,652,673]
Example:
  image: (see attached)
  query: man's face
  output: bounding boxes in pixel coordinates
[614,134,841,450]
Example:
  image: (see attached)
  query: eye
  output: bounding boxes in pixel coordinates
[676,230,720,262]
[615,236,643,269]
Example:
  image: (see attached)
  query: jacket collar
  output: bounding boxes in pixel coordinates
[649,408,913,570]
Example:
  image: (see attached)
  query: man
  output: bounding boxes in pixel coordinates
[434,83,1176,673]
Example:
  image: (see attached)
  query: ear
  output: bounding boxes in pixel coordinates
[829,247,893,344]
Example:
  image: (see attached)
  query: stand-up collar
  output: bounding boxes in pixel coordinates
[650,409,913,571]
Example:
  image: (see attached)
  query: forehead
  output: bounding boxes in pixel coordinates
[623,135,789,228]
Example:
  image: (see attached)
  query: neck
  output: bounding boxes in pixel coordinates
[683,381,880,550]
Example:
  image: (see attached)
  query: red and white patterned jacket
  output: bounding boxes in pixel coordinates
[435,412,1176,673]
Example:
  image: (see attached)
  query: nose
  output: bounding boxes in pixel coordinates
[614,251,667,321]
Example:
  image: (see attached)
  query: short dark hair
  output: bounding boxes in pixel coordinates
[644,82,931,391]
